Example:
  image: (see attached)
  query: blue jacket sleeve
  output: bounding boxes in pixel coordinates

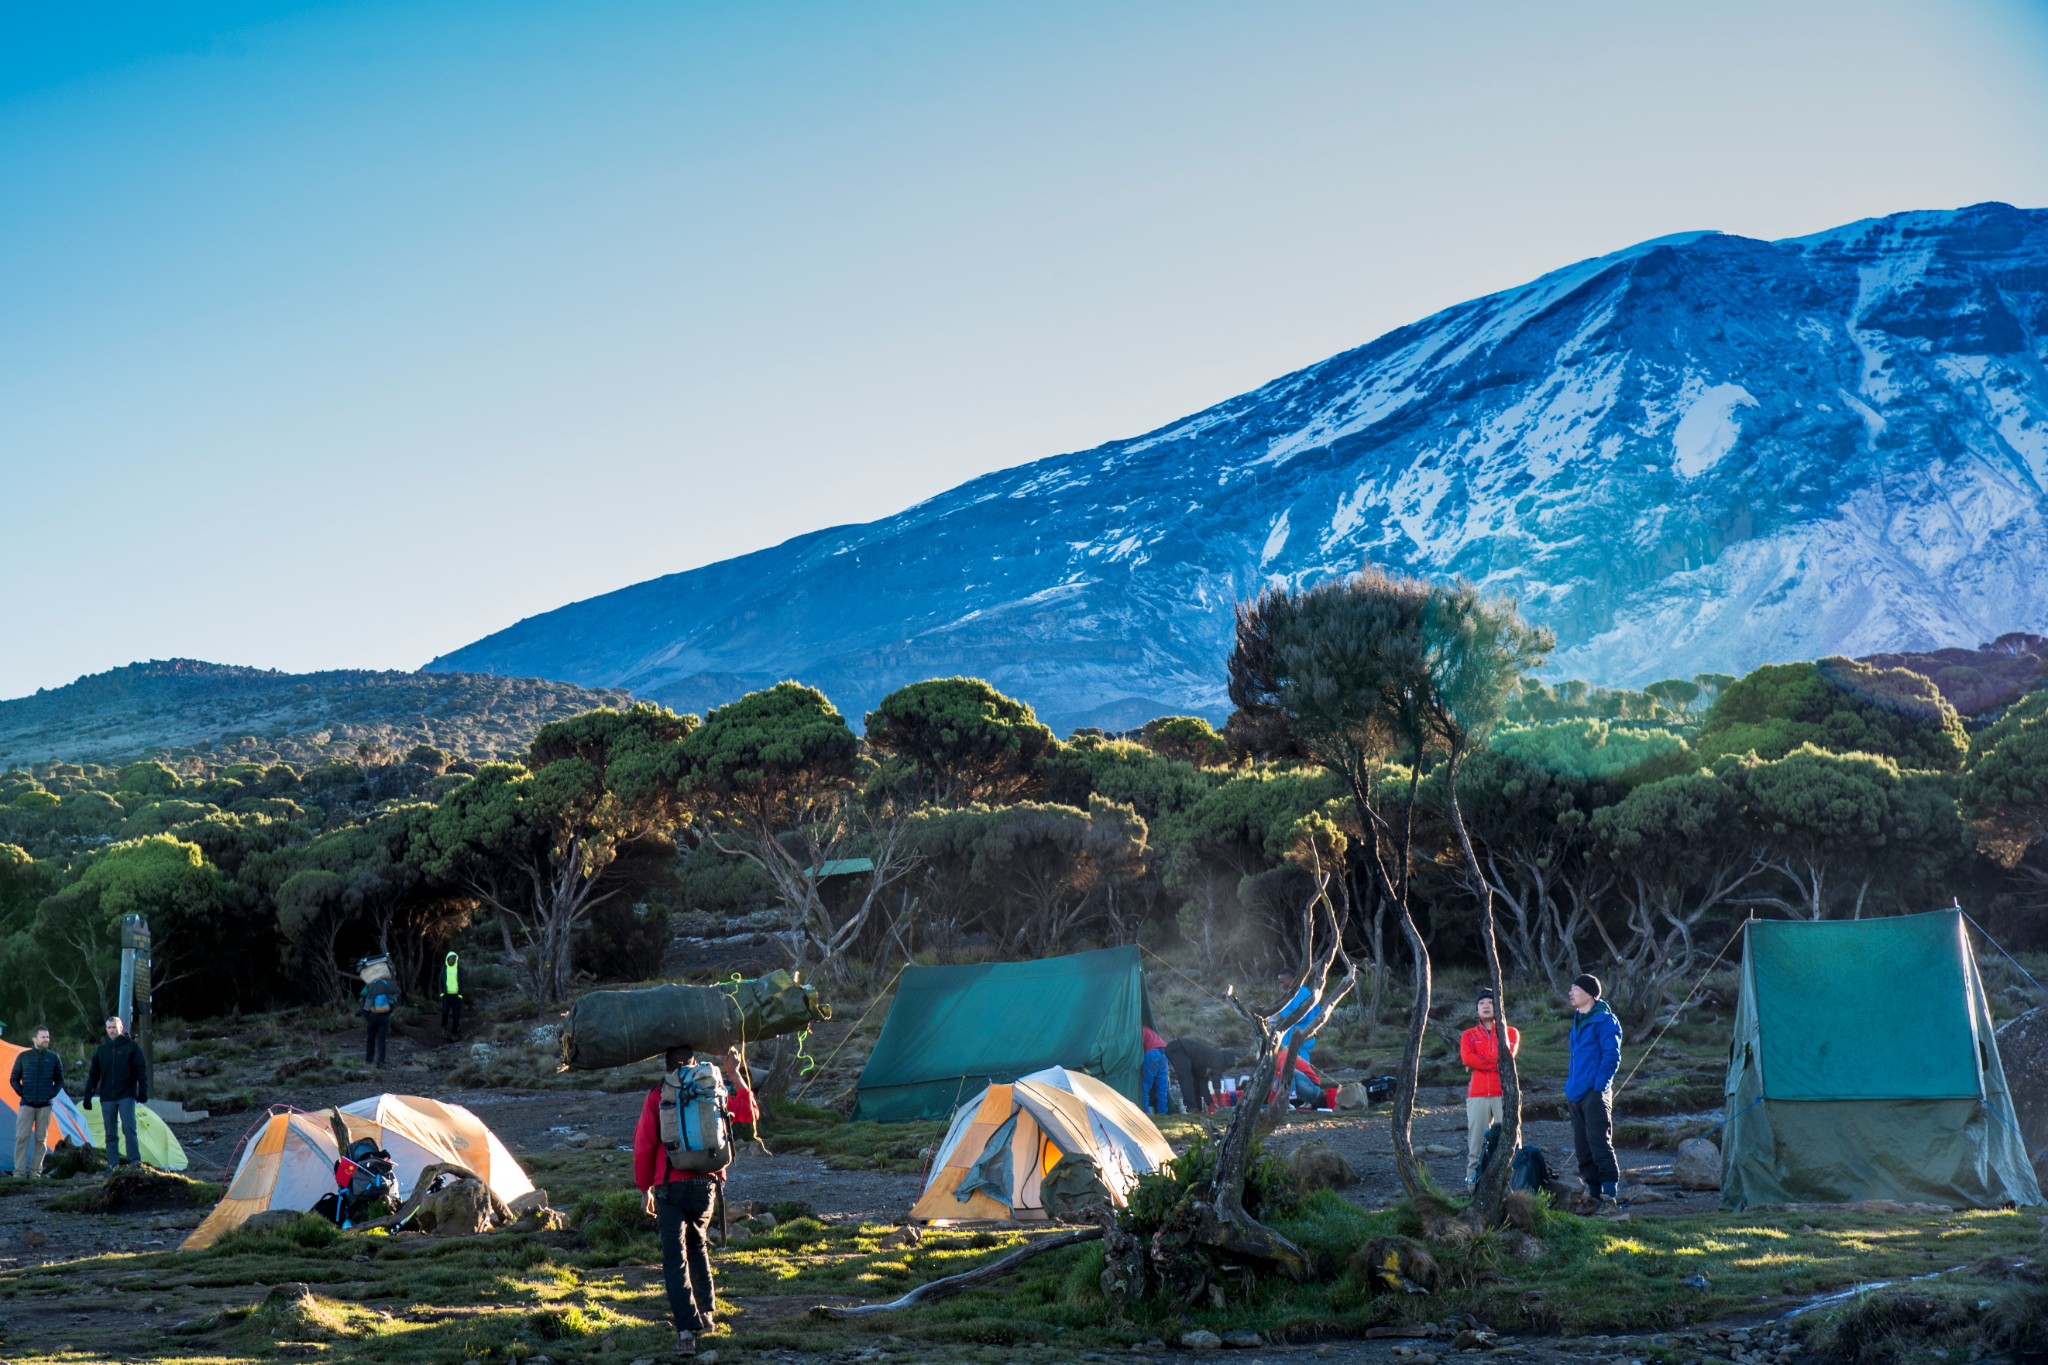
[1596,1016,1622,1091]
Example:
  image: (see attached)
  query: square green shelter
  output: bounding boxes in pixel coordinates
[1721,909,2041,1210]
[854,945,1156,1122]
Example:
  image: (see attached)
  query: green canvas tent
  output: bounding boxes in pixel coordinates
[854,946,1156,1122]
[1721,909,2041,1210]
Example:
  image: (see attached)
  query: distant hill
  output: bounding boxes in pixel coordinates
[0,660,633,769]
[429,202,2048,732]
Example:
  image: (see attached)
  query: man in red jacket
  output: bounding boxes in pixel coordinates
[634,1044,756,1357]
[1460,988,1520,1187]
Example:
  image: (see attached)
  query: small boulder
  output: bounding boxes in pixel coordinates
[1220,1329,1262,1349]
[1673,1137,1721,1190]
[1288,1142,1358,1191]
[1332,1082,1370,1111]
[1417,1142,1460,1158]
[1352,1235,1438,1294]
[413,1178,495,1235]
[1181,1329,1223,1350]
[469,1042,495,1064]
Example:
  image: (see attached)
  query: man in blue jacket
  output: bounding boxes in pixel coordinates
[1564,973,1623,1213]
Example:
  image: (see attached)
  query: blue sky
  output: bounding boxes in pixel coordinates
[5,0,2047,699]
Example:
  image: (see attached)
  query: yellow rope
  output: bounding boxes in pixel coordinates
[1139,942,1231,1008]
[791,959,911,1102]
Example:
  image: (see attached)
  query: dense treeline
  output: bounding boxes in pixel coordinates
[2,594,2045,1049]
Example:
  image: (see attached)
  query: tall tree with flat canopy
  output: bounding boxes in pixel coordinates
[685,682,915,986]
[414,703,694,1005]
[863,677,1058,807]
[1227,569,1550,1226]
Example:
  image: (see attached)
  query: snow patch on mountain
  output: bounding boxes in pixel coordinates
[1670,382,1758,477]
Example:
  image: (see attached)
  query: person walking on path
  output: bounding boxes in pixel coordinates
[439,951,465,1042]
[10,1025,63,1179]
[359,971,398,1068]
[1461,988,1520,1187]
[83,1016,149,1171]
[1564,973,1623,1213]
[1140,1025,1170,1114]
[634,1044,755,1357]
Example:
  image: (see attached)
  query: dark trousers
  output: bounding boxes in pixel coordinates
[441,994,464,1039]
[1568,1088,1619,1195]
[655,1178,717,1332]
[364,1013,390,1066]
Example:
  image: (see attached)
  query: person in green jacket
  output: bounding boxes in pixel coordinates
[439,951,465,1041]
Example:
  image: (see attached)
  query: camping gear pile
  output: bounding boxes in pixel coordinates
[911,1066,1175,1223]
[1720,909,2040,1211]
[560,968,830,1070]
[183,1092,534,1249]
[856,946,1157,1121]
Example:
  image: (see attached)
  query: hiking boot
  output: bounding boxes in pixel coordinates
[675,1329,697,1356]
[1595,1197,1626,1218]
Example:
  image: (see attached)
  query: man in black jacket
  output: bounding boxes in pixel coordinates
[83,1016,149,1170]
[10,1026,63,1179]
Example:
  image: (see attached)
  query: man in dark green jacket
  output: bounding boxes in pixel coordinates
[10,1026,63,1179]
[84,1016,149,1171]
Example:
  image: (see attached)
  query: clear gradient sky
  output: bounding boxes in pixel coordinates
[6,0,2048,699]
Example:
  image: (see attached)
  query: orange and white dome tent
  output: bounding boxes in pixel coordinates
[183,1093,533,1250]
[909,1066,1176,1223]
[0,1039,92,1173]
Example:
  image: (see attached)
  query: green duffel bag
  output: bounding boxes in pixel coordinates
[559,969,830,1070]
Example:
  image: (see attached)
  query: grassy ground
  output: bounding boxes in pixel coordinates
[4,1166,2041,1364]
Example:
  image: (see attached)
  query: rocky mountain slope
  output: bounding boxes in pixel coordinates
[428,202,2048,732]
[0,660,630,769]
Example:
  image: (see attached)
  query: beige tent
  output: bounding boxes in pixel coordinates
[910,1066,1175,1223]
[184,1094,533,1250]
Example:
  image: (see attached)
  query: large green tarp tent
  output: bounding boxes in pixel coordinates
[854,946,1156,1122]
[1722,909,2041,1210]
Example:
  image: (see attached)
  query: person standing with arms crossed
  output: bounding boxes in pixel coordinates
[1565,973,1623,1213]
[10,1026,63,1180]
[1460,988,1519,1187]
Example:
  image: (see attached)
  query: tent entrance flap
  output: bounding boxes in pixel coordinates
[957,1114,1019,1208]
[855,945,1155,1122]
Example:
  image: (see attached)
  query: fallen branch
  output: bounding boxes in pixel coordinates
[817,1227,1105,1317]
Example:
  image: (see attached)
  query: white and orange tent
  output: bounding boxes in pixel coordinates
[910,1066,1175,1223]
[183,1093,533,1249]
[0,1040,92,1173]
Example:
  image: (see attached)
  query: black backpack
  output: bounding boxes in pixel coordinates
[1479,1122,1551,1193]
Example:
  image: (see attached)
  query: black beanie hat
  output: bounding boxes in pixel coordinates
[1572,973,1602,999]
[1475,986,1496,1003]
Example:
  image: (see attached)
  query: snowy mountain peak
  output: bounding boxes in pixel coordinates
[428,203,2048,732]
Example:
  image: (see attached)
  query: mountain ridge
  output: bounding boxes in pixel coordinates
[427,201,2048,732]
[0,659,631,769]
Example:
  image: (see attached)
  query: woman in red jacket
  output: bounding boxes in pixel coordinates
[1459,988,1519,1187]
[634,1045,756,1357]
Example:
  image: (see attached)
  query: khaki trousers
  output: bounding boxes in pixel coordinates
[1465,1096,1503,1180]
[13,1104,52,1178]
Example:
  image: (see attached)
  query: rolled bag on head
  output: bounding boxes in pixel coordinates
[559,969,831,1070]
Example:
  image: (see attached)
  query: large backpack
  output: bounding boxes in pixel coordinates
[333,1138,396,1227]
[364,978,399,1015]
[658,1061,731,1174]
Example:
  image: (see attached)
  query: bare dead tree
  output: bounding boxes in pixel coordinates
[1103,840,1355,1305]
